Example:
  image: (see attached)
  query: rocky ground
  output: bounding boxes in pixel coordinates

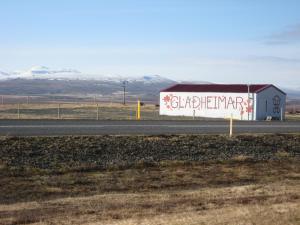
[0,134,299,171]
[0,134,299,224]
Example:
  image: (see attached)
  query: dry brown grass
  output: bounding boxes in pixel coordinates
[0,159,299,225]
[0,103,170,120]
[2,102,299,121]
[0,102,214,120]
[286,113,300,121]
[1,182,299,225]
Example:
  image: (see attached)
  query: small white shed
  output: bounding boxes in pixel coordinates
[160,84,286,121]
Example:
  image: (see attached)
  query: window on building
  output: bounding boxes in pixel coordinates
[265,100,268,112]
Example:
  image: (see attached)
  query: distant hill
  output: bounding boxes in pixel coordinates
[0,66,178,102]
[0,66,299,103]
[0,78,176,101]
[282,88,300,100]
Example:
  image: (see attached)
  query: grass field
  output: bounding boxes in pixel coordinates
[0,134,299,225]
[0,102,299,120]
[286,113,300,121]
[1,160,299,225]
[0,103,194,120]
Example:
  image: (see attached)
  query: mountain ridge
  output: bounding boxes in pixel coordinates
[0,66,176,84]
[0,66,299,101]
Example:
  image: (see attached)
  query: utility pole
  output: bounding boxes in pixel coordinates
[247,84,255,121]
[247,84,250,121]
[96,104,99,120]
[121,81,128,105]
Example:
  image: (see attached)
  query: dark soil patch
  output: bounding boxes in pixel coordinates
[0,134,299,172]
[0,134,299,204]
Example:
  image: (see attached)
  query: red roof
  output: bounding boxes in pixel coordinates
[161,84,285,94]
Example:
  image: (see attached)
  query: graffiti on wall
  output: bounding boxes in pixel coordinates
[162,94,253,117]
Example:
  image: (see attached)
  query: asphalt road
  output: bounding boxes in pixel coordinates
[0,120,299,136]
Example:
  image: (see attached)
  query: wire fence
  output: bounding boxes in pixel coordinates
[0,95,299,120]
[0,102,199,120]
[0,103,155,120]
[0,95,159,120]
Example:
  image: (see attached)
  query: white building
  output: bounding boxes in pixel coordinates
[160,84,286,120]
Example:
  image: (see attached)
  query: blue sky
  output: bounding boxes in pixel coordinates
[0,0,300,88]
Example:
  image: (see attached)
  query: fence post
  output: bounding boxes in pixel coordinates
[58,104,60,119]
[1,96,3,105]
[17,103,20,119]
[193,110,195,120]
[229,114,233,137]
[96,104,99,120]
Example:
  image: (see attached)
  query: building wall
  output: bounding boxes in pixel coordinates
[160,92,255,120]
[255,86,286,120]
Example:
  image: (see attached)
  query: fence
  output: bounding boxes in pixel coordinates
[0,102,200,120]
[0,102,158,120]
[0,95,299,121]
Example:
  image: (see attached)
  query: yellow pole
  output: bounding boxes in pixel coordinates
[229,114,233,137]
[137,99,141,120]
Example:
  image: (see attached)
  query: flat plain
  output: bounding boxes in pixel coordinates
[0,102,299,121]
[0,134,299,225]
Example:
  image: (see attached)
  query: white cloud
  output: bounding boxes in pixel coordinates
[265,23,300,44]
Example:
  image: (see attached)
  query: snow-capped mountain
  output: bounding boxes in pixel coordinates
[6,66,83,80]
[178,79,212,84]
[125,75,175,84]
[1,66,299,102]
[0,66,178,99]
[0,70,10,79]
[282,88,300,99]
[0,66,175,84]
[23,66,81,76]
